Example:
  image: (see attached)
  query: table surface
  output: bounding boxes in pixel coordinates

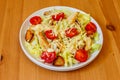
[0,0,120,80]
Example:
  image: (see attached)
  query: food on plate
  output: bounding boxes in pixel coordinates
[67,12,79,24]
[37,32,50,49]
[52,12,65,21]
[53,56,65,66]
[30,16,42,25]
[25,8,101,67]
[25,30,34,42]
[45,30,57,40]
[75,49,88,62]
[85,22,97,36]
[41,50,56,63]
[65,27,79,38]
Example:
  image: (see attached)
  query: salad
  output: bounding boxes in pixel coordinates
[25,8,101,67]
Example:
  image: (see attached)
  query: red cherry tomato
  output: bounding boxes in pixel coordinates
[85,22,97,35]
[86,30,94,35]
[75,49,88,62]
[30,16,42,25]
[52,12,65,21]
[41,51,56,63]
[65,28,79,38]
[45,30,57,40]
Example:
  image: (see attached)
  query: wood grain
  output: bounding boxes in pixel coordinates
[0,0,120,80]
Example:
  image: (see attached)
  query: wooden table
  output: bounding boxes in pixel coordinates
[0,0,120,80]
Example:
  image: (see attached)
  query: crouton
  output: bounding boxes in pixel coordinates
[25,30,34,42]
[53,56,65,66]
[43,11,52,16]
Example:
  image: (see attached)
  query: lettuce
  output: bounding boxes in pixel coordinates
[77,13,90,28]
[94,32,99,41]
[90,43,101,54]
[25,36,42,58]
[54,9,73,17]
[60,50,78,67]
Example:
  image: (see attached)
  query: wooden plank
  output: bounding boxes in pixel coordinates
[0,0,120,80]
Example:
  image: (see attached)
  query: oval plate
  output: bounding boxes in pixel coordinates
[19,6,103,71]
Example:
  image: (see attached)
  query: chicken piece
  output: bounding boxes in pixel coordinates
[53,56,65,66]
[85,37,92,50]
[49,20,54,25]
[37,31,50,49]
[25,30,34,42]
[68,12,79,24]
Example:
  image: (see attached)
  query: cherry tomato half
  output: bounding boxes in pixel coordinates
[65,28,79,38]
[30,16,42,25]
[75,49,88,62]
[45,30,57,40]
[85,22,97,35]
[52,12,65,21]
[41,51,56,63]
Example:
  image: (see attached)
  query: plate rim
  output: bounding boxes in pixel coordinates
[19,6,103,71]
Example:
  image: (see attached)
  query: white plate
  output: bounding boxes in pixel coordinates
[19,6,103,71]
